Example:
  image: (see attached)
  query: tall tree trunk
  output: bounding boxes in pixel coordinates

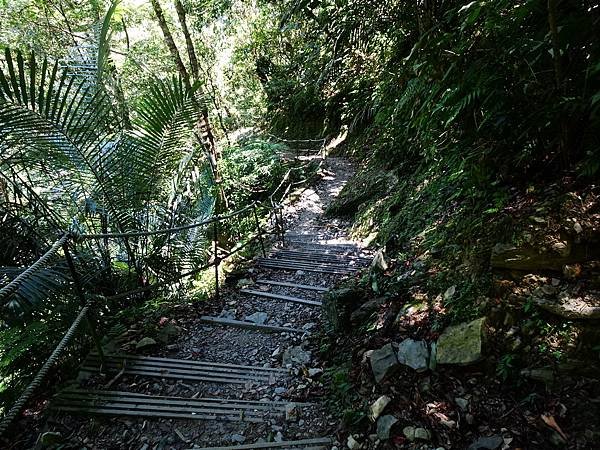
[150,0,191,87]
[151,0,228,216]
[174,0,199,80]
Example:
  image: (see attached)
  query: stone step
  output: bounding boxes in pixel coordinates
[51,389,304,423]
[190,437,333,450]
[200,316,305,334]
[255,279,329,292]
[81,353,285,384]
[240,289,322,307]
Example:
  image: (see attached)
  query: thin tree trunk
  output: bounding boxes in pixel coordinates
[150,0,191,87]
[151,0,229,216]
[174,0,199,80]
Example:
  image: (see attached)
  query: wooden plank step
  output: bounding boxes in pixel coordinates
[190,437,332,450]
[260,257,356,270]
[285,241,360,252]
[256,279,329,292]
[273,250,370,264]
[81,354,285,384]
[52,389,299,423]
[258,258,354,274]
[287,239,358,248]
[200,316,305,334]
[240,289,322,307]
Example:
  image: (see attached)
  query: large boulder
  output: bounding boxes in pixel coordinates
[533,293,600,319]
[491,241,599,272]
[370,343,399,383]
[396,339,429,372]
[436,318,486,365]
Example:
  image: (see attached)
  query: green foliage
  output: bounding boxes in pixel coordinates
[221,139,288,210]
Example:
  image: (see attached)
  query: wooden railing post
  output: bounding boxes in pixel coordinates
[63,241,104,363]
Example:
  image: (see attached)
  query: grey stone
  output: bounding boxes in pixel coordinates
[403,426,431,441]
[370,343,399,383]
[245,312,268,325]
[396,338,429,372]
[376,415,398,440]
[308,368,323,377]
[282,346,311,366]
[467,435,503,450]
[135,337,157,349]
[350,298,385,324]
[230,434,245,443]
[533,293,600,319]
[236,278,253,288]
[347,435,361,449]
[371,250,389,271]
[369,395,391,421]
[274,387,286,394]
[219,309,236,319]
[157,324,180,343]
[429,341,437,371]
[436,318,486,365]
[455,397,469,411]
[414,428,431,440]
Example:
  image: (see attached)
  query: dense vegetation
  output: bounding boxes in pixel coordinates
[1,0,599,447]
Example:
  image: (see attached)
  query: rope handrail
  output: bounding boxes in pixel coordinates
[0,301,92,436]
[0,151,320,436]
[79,202,257,240]
[0,233,70,303]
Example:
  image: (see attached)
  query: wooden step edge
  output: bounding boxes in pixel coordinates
[200,316,306,334]
[240,289,322,307]
[188,437,333,450]
[255,279,329,292]
[87,353,287,373]
[79,367,271,384]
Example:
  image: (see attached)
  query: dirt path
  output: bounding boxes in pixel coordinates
[45,156,365,449]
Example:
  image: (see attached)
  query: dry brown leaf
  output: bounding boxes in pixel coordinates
[541,414,568,441]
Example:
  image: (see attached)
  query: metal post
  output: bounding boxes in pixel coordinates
[278,206,286,246]
[213,220,220,302]
[252,203,266,257]
[63,242,105,363]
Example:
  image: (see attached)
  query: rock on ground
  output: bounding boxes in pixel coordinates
[370,343,399,383]
[396,338,429,372]
[436,317,486,365]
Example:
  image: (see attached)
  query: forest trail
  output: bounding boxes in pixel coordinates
[46,157,366,449]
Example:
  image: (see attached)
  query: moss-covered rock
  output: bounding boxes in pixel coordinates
[323,286,367,332]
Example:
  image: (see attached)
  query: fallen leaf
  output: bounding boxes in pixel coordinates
[541,414,568,441]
